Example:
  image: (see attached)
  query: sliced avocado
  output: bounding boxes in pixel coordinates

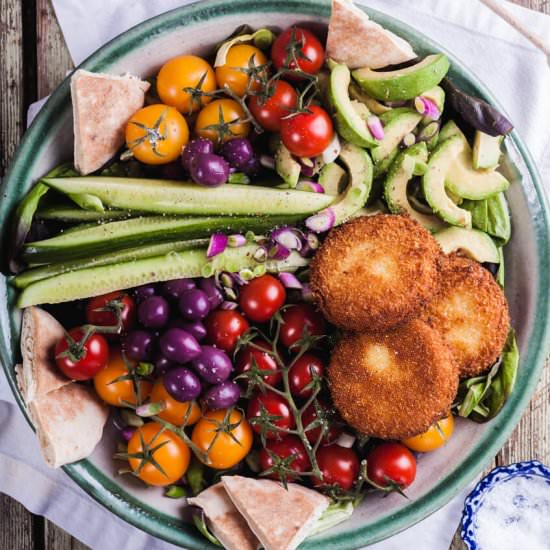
[420,86,445,112]
[329,64,378,148]
[472,131,503,170]
[352,54,450,101]
[349,82,392,115]
[423,136,472,227]
[318,162,347,195]
[434,226,500,263]
[275,142,300,188]
[351,100,370,120]
[384,143,445,233]
[438,120,468,145]
[371,108,423,164]
[373,148,399,179]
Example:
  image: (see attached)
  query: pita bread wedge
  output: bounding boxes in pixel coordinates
[327,0,416,69]
[71,69,150,175]
[188,483,260,550]
[222,476,330,550]
[28,383,109,468]
[16,306,71,403]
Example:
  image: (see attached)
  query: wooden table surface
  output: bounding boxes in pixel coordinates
[0,0,549,548]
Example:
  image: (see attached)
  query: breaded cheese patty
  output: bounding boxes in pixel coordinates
[310,214,441,332]
[328,319,458,439]
[422,254,510,378]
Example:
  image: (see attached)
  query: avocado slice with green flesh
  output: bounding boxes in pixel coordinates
[384,143,445,233]
[352,54,450,101]
[439,120,469,146]
[329,64,379,148]
[318,162,347,195]
[473,131,503,170]
[421,86,445,112]
[423,136,472,227]
[371,108,423,164]
[275,142,300,188]
[434,226,500,264]
[349,82,392,115]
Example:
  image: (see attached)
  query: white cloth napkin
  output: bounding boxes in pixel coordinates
[2,1,550,549]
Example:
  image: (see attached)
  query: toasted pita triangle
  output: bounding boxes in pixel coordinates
[188,483,259,550]
[327,0,416,69]
[71,69,150,175]
[222,476,329,550]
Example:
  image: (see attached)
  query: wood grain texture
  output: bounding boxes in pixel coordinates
[0,494,35,550]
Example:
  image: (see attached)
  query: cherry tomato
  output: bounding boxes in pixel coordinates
[149,378,201,427]
[86,291,136,334]
[271,27,325,77]
[260,435,310,480]
[302,399,343,444]
[314,445,360,491]
[204,309,249,353]
[248,80,298,131]
[289,353,325,398]
[127,422,190,486]
[55,327,109,381]
[402,414,454,453]
[235,338,282,387]
[126,104,189,164]
[93,351,152,407]
[216,44,268,97]
[157,55,217,114]
[192,409,253,469]
[279,303,327,349]
[280,105,334,158]
[247,391,295,438]
[366,442,417,490]
[238,275,286,323]
[195,99,250,144]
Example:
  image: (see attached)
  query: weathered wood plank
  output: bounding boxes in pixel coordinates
[45,521,90,550]
[0,493,35,550]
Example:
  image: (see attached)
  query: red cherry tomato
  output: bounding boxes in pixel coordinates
[260,435,311,480]
[366,442,417,490]
[302,399,343,444]
[280,304,327,349]
[271,27,325,77]
[55,327,109,381]
[247,391,295,439]
[280,105,334,158]
[288,353,325,398]
[235,338,282,387]
[248,80,298,132]
[314,445,360,491]
[238,275,286,323]
[204,310,249,354]
[86,291,136,334]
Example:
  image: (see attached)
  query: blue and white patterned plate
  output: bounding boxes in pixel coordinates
[461,460,550,549]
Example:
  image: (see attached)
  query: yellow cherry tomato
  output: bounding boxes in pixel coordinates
[125,104,189,164]
[192,409,253,469]
[93,351,152,407]
[402,414,454,453]
[149,378,201,427]
[157,55,217,114]
[215,44,268,97]
[127,422,190,486]
[195,98,250,143]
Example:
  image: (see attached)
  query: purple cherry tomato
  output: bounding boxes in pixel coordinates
[153,351,175,377]
[138,296,170,328]
[191,345,233,384]
[134,284,156,303]
[190,153,229,187]
[163,367,202,402]
[162,278,196,300]
[182,138,214,172]
[242,156,260,176]
[221,138,254,169]
[203,381,241,410]
[159,328,201,363]
[199,277,224,309]
[179,288,210,321]
[181,320,207,342]
[124,330,155,361]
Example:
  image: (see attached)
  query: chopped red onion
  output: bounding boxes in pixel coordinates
[253,245,268,262]
[220,301,238,310]
[298,158,316,177]
[305,208,336,233]
[299,232,321,258]
[278,272,303,289]
[207,233,228,258]
[271,226,303,251]
[296,180,325,193]
[260,154,275,170]
[228,234,247,247]
[224,287,238,301]
[414,96,441,120]
[321,133,341,163]
[367,115,385,140]
[268,243,291,260]
[384,100,408,108]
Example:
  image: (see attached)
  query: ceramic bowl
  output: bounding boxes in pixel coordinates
[1,1,549,548]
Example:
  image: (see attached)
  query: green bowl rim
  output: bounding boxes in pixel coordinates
[1,0,549,548]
